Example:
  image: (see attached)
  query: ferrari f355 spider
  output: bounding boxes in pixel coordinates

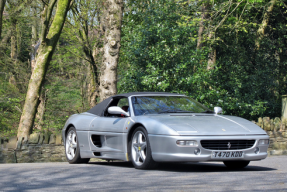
[62,92,269,169]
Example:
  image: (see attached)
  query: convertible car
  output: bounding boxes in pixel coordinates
[62,92,269,169]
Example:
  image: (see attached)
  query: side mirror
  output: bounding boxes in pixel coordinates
[214,107,222,114]
[108,106,130,117]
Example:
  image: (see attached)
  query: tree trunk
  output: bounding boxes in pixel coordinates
[98,0,124,102]
[34,87,48,130]
[31,7,37,43]
[255,0,277,50]
[207,47,216,70]
[31,7,39,72]
[17,0,71,146]
[9,19,18,89]
[80,27,99,107]
[10,19,17,59]
[31,7,47,130]
[16,21,21,57]
[0,0,5,39]
[87,61,98,107]
[197,2,210,49]
[207,32,216,70]
[31,41,40,72]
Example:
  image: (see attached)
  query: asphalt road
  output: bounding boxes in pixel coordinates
[0,156,286,192]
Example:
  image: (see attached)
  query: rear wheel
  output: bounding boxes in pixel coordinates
[65,127,90,164]
[223,161,250,169]
[129,126,158,169]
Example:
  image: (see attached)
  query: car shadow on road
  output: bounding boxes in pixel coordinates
[156,162,276,172]
[88,161,276,172]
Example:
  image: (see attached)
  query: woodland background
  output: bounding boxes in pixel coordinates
[0,0,287,138]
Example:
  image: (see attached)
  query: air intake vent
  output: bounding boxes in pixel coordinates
[91,135,102,147]
[200,140,255,150]
[93,152,101,156]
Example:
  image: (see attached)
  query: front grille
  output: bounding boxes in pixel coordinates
[200,140,255,150]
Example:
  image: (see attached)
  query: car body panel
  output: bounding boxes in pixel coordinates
[142,114,266,135]
[62,92,269,163]
[149,134,269,162]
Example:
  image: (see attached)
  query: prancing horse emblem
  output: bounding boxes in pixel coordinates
[227,142,231,149]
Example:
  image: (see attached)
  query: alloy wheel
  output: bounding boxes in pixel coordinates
[66,130,78,160]
[131,131,147,166]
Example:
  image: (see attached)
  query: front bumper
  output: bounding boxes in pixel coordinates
[149,134,269,162]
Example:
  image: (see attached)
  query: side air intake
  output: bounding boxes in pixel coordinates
[91,135,102,147]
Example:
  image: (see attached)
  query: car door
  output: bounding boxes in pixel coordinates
[89,97,130,157]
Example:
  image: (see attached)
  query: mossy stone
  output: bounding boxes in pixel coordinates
[38,134,45,144]
[7,137,17,149]
[49,134,56,144]
[55,134,62,145]
[28,133,40,144]
[43,133,50,144]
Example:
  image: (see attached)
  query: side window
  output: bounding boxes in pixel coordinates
[104,98,129,117]
[117,98,129,113]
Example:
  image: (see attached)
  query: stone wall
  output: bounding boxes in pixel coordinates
[0,133,66,163]
[1,120,287,164]
[253,117,287,155]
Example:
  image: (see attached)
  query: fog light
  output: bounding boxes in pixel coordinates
[194,148,201,155]
[254,147,259,154]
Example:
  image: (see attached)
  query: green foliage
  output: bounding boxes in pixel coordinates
[0,73,25,137]
[119,0,287,120]
[1,0,287,138]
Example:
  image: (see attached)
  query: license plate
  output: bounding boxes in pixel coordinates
[211,151,244,159]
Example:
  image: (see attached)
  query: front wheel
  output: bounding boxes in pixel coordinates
[129,126,158,169]
[223,161,250,169]
[65,127,90,164]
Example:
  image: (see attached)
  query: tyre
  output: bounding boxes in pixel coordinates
[65,127,90,164]
[129,126,158,169]
[223,161,250,169]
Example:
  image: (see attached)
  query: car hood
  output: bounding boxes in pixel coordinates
[147,114,266,136]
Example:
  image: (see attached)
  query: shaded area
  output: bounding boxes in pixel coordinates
[89,161,276,172]
[0,156,286,191]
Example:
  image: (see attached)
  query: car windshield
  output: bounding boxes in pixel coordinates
[131,96,212,116]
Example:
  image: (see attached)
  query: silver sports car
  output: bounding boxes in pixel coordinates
[62,92,269,169]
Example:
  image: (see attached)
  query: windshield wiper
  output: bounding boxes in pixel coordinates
[200,110,214,113]
[158,110,195,114]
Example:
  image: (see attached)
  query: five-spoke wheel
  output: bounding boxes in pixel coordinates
[66,129,78,160]
[65,127,90,164]
[131,131,147,166]
[130,126,158,169]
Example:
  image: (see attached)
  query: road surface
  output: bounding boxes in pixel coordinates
[0,156,286,191]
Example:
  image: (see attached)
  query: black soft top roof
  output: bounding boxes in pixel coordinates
[114,92,183,97]
[86,92,184,116]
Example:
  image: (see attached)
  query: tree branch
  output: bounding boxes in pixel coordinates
[40,0,57,42]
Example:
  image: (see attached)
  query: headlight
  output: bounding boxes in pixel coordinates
[258,139,269,145]
[176,140,198,147]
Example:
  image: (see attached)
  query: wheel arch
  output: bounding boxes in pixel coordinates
[127,123,146,145]
[63,124,76,143]
[126,122,148,158]
[65,124,76,135]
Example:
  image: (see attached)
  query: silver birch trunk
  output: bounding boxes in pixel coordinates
[98,0,124,102]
